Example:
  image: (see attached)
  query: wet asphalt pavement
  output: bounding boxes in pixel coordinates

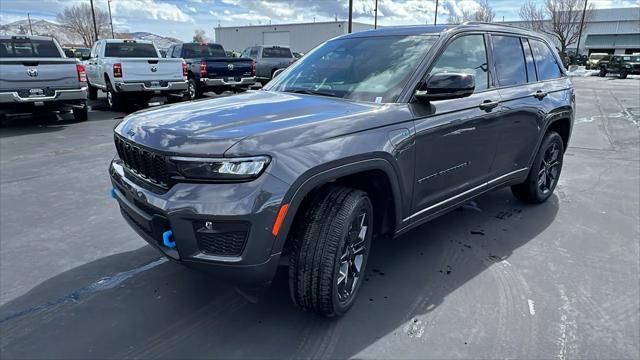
[0,77,638,359]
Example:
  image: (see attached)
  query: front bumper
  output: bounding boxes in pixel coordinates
[0,87,87,104]
[200,77,256,87]
[109,158,290,284]
[114,80,188,93]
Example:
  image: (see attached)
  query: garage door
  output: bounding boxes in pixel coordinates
[263,31,290,47]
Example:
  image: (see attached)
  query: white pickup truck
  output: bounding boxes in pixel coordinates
[85,39,187,110]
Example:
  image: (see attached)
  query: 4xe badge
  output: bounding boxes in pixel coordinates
[26,68,38,77]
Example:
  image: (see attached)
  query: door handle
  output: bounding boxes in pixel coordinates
[479,100,499,111]
[532,90,548,100]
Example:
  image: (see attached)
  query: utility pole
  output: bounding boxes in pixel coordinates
[434,0,439,25]
[575,0,588,57]
[89,0,99,42]
[348,0,353,33]
[374,0,378,29]
[27,12,33,35]
[107,0,115,38]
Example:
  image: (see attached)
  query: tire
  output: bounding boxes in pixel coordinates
[185,78,202,100]
[106,81,124,111]
[87,83,98,100]
[289,186,373,317]
[72,104,88,122]
[599,67,607,77]
[511,131,564,204]
[213,88,224,95]
[620,69,628,79]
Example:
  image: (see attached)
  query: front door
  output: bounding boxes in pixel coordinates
[410,33,502,218]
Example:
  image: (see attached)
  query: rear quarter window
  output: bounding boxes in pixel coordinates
[529,39,562,81]
[104,42,158,58]
[262,47,292,58]
[0,39,61,58]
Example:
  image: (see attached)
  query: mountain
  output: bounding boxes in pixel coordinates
[0,19,182,50]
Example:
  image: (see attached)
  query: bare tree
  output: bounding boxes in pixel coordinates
[193,29,208,42]
[447,0,495,24]
[519,0,594,56]
[56,3,110,47]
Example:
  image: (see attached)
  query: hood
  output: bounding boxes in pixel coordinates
[114,90,382,156]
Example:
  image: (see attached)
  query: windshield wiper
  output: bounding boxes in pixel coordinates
[284,89,339,98]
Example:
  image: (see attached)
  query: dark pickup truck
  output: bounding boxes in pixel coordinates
[166,43,255,100]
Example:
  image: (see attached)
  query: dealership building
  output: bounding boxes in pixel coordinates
[214,21,376,53]
[504,7,640,55]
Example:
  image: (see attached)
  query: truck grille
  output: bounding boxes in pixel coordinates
[114,135,169,188]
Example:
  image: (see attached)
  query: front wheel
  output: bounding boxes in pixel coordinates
[511,131,564,203]
[289,186,373,317]
[620,69,628,79]
[599,67,607,77]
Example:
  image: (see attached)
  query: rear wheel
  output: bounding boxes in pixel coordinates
[511,131,564,203]
[599,67,607,77]
[620,69,628,79]
[289,186,373,317]
[106,81,124,111]
[72,104,88,122]
[185,78,202,100]
[87,83,98,100]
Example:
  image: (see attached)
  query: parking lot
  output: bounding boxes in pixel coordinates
[0,76,638,358]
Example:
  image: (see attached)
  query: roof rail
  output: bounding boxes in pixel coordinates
[460,21,530,31]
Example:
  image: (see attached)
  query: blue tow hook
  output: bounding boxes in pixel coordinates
[111,187,117,199]
[163,230,176,248]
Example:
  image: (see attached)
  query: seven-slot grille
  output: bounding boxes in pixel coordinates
[114,135,169,187]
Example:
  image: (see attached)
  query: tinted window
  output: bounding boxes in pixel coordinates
[0,38,61,58]
[492,35,527,86]
[262,47,292,58]
[266,35,438,103]
[104,42,158,58]
[522,39,537,82]
[530,39,562,80]
[430,34,488,92]
[249,47,258,58]
[182,44,225,57]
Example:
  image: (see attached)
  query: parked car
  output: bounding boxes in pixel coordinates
[62,47,90,60]
[166,42,255,100]
[110,23,573,317]
[85,39,187,110]
[586,52,609,69]
[0,35,88,121]
[240,45,295,82]
[599,54,640,79]
[293,51,304,59]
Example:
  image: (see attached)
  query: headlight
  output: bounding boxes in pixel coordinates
[171,156,270,181]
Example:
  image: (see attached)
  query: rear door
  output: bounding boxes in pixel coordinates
[410,33,502,217]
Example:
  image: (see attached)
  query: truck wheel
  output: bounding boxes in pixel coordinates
[87,83,98,100]
[599,67,607,77]
[106,82,123,111]
[72,104,88,122]
[511,131,564,204]
[289,186,373,317]
[185,78,202,100]
[620,69,628,79]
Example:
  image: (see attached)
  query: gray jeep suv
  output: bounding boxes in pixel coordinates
[110,23,574,317]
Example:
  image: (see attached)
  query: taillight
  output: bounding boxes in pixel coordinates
[76,64,87,82]
[182,61,188,78]
[288,59,295,65]
[199,60,207,77]
[113,63,122,78]
[251,60,256,76]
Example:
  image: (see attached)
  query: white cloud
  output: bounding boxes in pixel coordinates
[111,0,193,22]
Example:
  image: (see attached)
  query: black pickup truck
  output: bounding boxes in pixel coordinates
[166,43,255,99]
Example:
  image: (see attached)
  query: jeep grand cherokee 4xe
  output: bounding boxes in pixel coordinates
[110,23,574,317]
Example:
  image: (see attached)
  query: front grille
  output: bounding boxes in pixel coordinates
[114,135,169,188]
[194,221,249,257]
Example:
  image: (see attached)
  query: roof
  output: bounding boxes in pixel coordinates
[590,7,640,22]
[216,20,373,30]
[340,22,542,39]
[102,39,154,44]
[585,33,640,48]
[0,35,55,40]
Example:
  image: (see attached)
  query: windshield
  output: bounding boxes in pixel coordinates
[0,38,61,58]
[75,48,90,58]
[265,35,438,103]
[590,54,607,60]
[183,44,226,57]
[105,42,158,58]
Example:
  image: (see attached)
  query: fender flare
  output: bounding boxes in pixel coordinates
[271,155,404,255]
[526,109,573,170]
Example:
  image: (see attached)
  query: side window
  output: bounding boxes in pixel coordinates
[529,39,562,81]
[250,47,258,58]
[522,38,537,82]
[172,45,181,58]
[492,35,527,86]
[430,34,489,92]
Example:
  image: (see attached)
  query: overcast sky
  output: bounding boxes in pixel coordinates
[0,0,637,41]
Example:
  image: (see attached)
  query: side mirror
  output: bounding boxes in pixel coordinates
[414,73,475,101]
[273,68,285,78]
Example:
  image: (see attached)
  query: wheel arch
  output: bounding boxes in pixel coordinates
[272,157,403,256]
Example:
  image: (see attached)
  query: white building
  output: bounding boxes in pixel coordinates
[214,21,376,53]
[504,7,640,55]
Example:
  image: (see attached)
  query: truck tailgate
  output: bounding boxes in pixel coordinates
[0,58,79,90]
[119,58,184,82]
[204,57,253,78]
